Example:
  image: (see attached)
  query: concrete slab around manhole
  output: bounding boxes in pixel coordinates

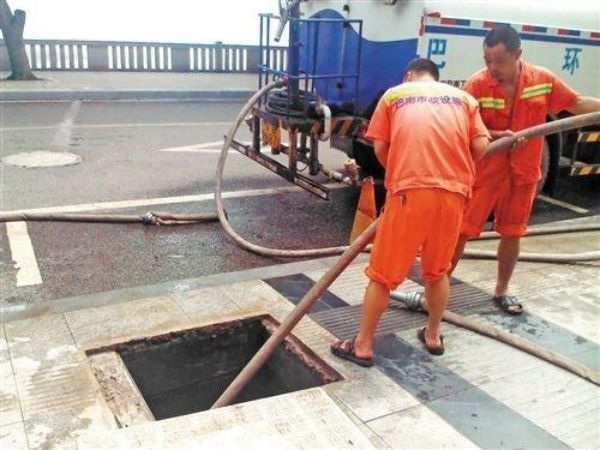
[87,315,343,422]
[1,151,82,168]
[76,388,375,449]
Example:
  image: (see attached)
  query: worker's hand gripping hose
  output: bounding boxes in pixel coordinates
[485,112,600,157]
[216,90,600,262]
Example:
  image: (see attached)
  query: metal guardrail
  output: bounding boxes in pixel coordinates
[0,39,288,73]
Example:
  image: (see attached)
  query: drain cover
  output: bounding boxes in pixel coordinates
[1,151,82,168]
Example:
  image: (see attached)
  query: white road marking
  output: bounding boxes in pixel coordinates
[160,148,231,154]
[537,194,589,214]
[0,122,232,132]
[158,141,259,153]
[50,100,81,150]
[5,222,43,287]
[2,183,349,215]
[158,141,227,153]
[158,142,286,154]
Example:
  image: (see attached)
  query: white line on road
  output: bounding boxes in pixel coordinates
[0,122,233,132]
[159,142,289,154]
[537,194,589,214]
[5,222,43,287]
[158,141,260,153]
[50,100,81,150]
[160,148,234,154]
[159,141,228,153]
[1,183,349,215]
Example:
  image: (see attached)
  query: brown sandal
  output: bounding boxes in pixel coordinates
[492,295,523,315]
[417,327,445,355]
[330,338,374,367]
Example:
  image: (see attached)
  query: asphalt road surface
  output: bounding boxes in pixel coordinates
[1,100,598,306]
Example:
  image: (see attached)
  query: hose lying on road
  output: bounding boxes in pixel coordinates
[440,309,600,386]
[0,211,220,226]
[215,81,352,258]
[476,222,600,240]
[215,87,600,262]
[388,291,600,387]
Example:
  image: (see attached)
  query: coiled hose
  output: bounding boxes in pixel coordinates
[215,83,600,262]
[265,88,321,118]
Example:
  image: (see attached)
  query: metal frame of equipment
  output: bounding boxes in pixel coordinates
[229,3,364,200]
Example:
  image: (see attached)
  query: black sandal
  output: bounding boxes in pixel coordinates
[492,295,523,315]
[330,338,374,367]
[417,327,445,355]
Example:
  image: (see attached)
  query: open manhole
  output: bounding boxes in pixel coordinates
[88,315,342,424]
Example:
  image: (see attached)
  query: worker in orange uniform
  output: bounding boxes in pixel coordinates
[457,25,600,314]
[330,58,490,365]
[402,25,600,315]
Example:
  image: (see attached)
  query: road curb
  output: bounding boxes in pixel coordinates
[0,255,369,323]
[0,89,255,102]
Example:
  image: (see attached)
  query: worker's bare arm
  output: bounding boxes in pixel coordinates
[566,96,600,115]
[470,135,490,161]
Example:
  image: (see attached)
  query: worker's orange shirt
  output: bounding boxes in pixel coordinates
[464,62,578,186]
[366,80,488,198]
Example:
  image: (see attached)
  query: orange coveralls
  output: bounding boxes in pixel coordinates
[461,61,578,237]
[365,80,489,290]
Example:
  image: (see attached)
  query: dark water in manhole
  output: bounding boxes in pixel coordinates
[118,317,339,420]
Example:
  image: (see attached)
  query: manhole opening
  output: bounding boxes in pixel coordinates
[88,315,343,422]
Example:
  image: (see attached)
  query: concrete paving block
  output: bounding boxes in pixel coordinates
[65,296,190,349]
[0,422,28,450]
[64,304,132,349]
[326,369,420,422]
[15,359,110,422]
[0,366,22,427]
[0,375,21,427]
[330,399,391,449]
[367,404,480,450]
[420,324,598,449]
[0,324,22,427]
[122,296,191,335]
[169,286,241,320]
[522,292,600,343]
[76,388,374,449]
[571,262,600,279]
[292,320,336,352]
[0,324,11,377]
[305,264,369,306]
[24,402,116,450]
[4,314,80,375]
[223,280,291,310]
[478,362,599,450]
[398,325,540,387]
